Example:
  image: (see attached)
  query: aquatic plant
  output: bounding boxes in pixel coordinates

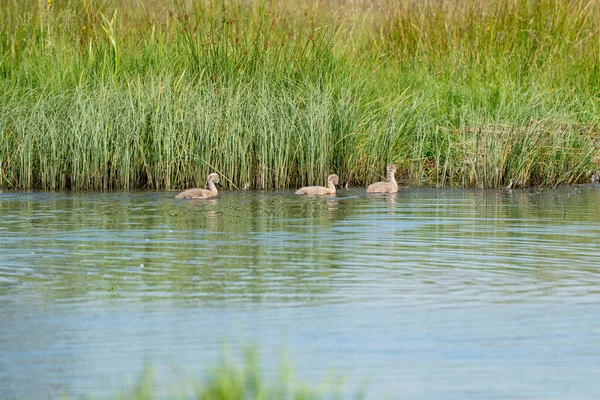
[1,0,599,190]
[111,347,358,400]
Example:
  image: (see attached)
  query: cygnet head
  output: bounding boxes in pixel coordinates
[387,164,397,175]
[328,174,339,186]
[207,173,222,187]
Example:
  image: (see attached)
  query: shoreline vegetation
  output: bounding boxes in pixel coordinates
[89,348,362,400]
[1,0,599,191]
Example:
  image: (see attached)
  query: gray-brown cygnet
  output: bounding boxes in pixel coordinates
[295,174,339,195]
[175,173,222,199]
[366,164,398,194]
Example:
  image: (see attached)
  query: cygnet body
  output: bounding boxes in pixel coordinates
[366,164,398,194]
[176,173,222,199]
[295,174,339,195]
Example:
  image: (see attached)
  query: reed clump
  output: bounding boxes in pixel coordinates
[113,347,358,400]
[1,0,599,190]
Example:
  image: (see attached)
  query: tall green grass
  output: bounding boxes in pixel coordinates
[1,0,599,190]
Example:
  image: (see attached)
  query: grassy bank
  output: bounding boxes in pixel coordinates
[1,0,599,190]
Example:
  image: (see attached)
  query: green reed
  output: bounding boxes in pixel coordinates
[57,346,358,399]
[109,347,358,400]
[1,0,599,190]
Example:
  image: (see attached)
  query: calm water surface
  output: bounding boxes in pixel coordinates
[1,187,600,399]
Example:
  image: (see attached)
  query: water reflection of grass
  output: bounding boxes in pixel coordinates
[2,1,599,190]
[1,192,353,302]
[3,189,599,302]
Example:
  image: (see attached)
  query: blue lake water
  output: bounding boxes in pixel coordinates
[1,187,600,399]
